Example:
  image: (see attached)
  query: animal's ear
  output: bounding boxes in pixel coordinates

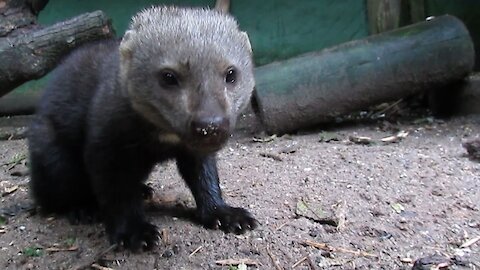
[119,30,135,62]
[119,30,135,94]
[240,31,252,53]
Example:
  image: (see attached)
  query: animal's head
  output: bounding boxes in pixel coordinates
[119,6,254,153]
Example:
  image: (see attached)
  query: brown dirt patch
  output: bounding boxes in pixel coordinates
[0,115,479,269]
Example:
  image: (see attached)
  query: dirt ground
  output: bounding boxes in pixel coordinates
[0,113,479,270]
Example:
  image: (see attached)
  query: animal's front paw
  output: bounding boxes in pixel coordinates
[107,219,159,252]
[200,206,258,234]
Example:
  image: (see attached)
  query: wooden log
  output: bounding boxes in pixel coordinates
[253,15,475,134]
[214,0,230,13]
[0,89,40,115]
[0,0,43,37]
[409,0,425,23]
[0,10,114,97]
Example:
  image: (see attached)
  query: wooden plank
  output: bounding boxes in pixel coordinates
[215,0,230,13]
[367,0,401,34]
[409,0,425,23]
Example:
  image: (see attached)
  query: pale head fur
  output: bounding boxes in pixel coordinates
[119,6,255,145]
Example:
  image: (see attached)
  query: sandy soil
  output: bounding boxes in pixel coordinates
[0,114,479,270]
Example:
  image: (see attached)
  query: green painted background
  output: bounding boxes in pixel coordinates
[38,0,369,66]
[12,0,368,97]
[3,0,480,109]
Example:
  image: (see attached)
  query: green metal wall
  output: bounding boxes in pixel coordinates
[9,0,368,100]
[36,0,480,68]
[38,0,369,66]
[4,0,480,112]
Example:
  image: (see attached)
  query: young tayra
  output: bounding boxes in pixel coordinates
[28,6,257,251]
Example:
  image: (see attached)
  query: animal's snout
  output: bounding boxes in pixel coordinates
[189,116,230,150]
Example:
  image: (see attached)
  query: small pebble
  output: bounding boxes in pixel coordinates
[162,249,174,258]
[321,251,334,258]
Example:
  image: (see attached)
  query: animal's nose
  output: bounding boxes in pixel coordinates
[190,116,230,142]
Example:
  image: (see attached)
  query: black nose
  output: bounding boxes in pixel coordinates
[190,116,230,143]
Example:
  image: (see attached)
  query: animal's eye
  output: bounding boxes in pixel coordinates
[225,67,237,84]
[159,70,179,87]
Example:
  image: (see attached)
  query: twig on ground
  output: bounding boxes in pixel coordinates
[2,185,19,197]
[460,236,480,248]
[91,264,114,270]
[161,229,169,245]
[372,99,403,118]
[275,221,289,231]
[46,246,78,252]
[303,240,377,258]
[1,154,27,170]
[292,256,307,268]
[266,246,283,270]
[380,130,409,143]
[252,134,277,143]
[69,244,117,270]
[215,258,259,266]
[189,246,203,257]
[334,200,347,231]
[260,152,283,161]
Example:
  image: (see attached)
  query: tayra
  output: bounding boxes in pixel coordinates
[28,6,257,251]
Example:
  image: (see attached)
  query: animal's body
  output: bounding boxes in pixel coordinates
[28,6,257,251]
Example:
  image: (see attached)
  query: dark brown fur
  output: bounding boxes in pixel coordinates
[28,6,256,251]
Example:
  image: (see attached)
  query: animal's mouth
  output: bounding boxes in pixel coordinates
[184,133,230,154]
[157,130,230,153]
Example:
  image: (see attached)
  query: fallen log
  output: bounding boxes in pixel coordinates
[253,15,475,134]
[0,89,40,115]
[0,1,114,97]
